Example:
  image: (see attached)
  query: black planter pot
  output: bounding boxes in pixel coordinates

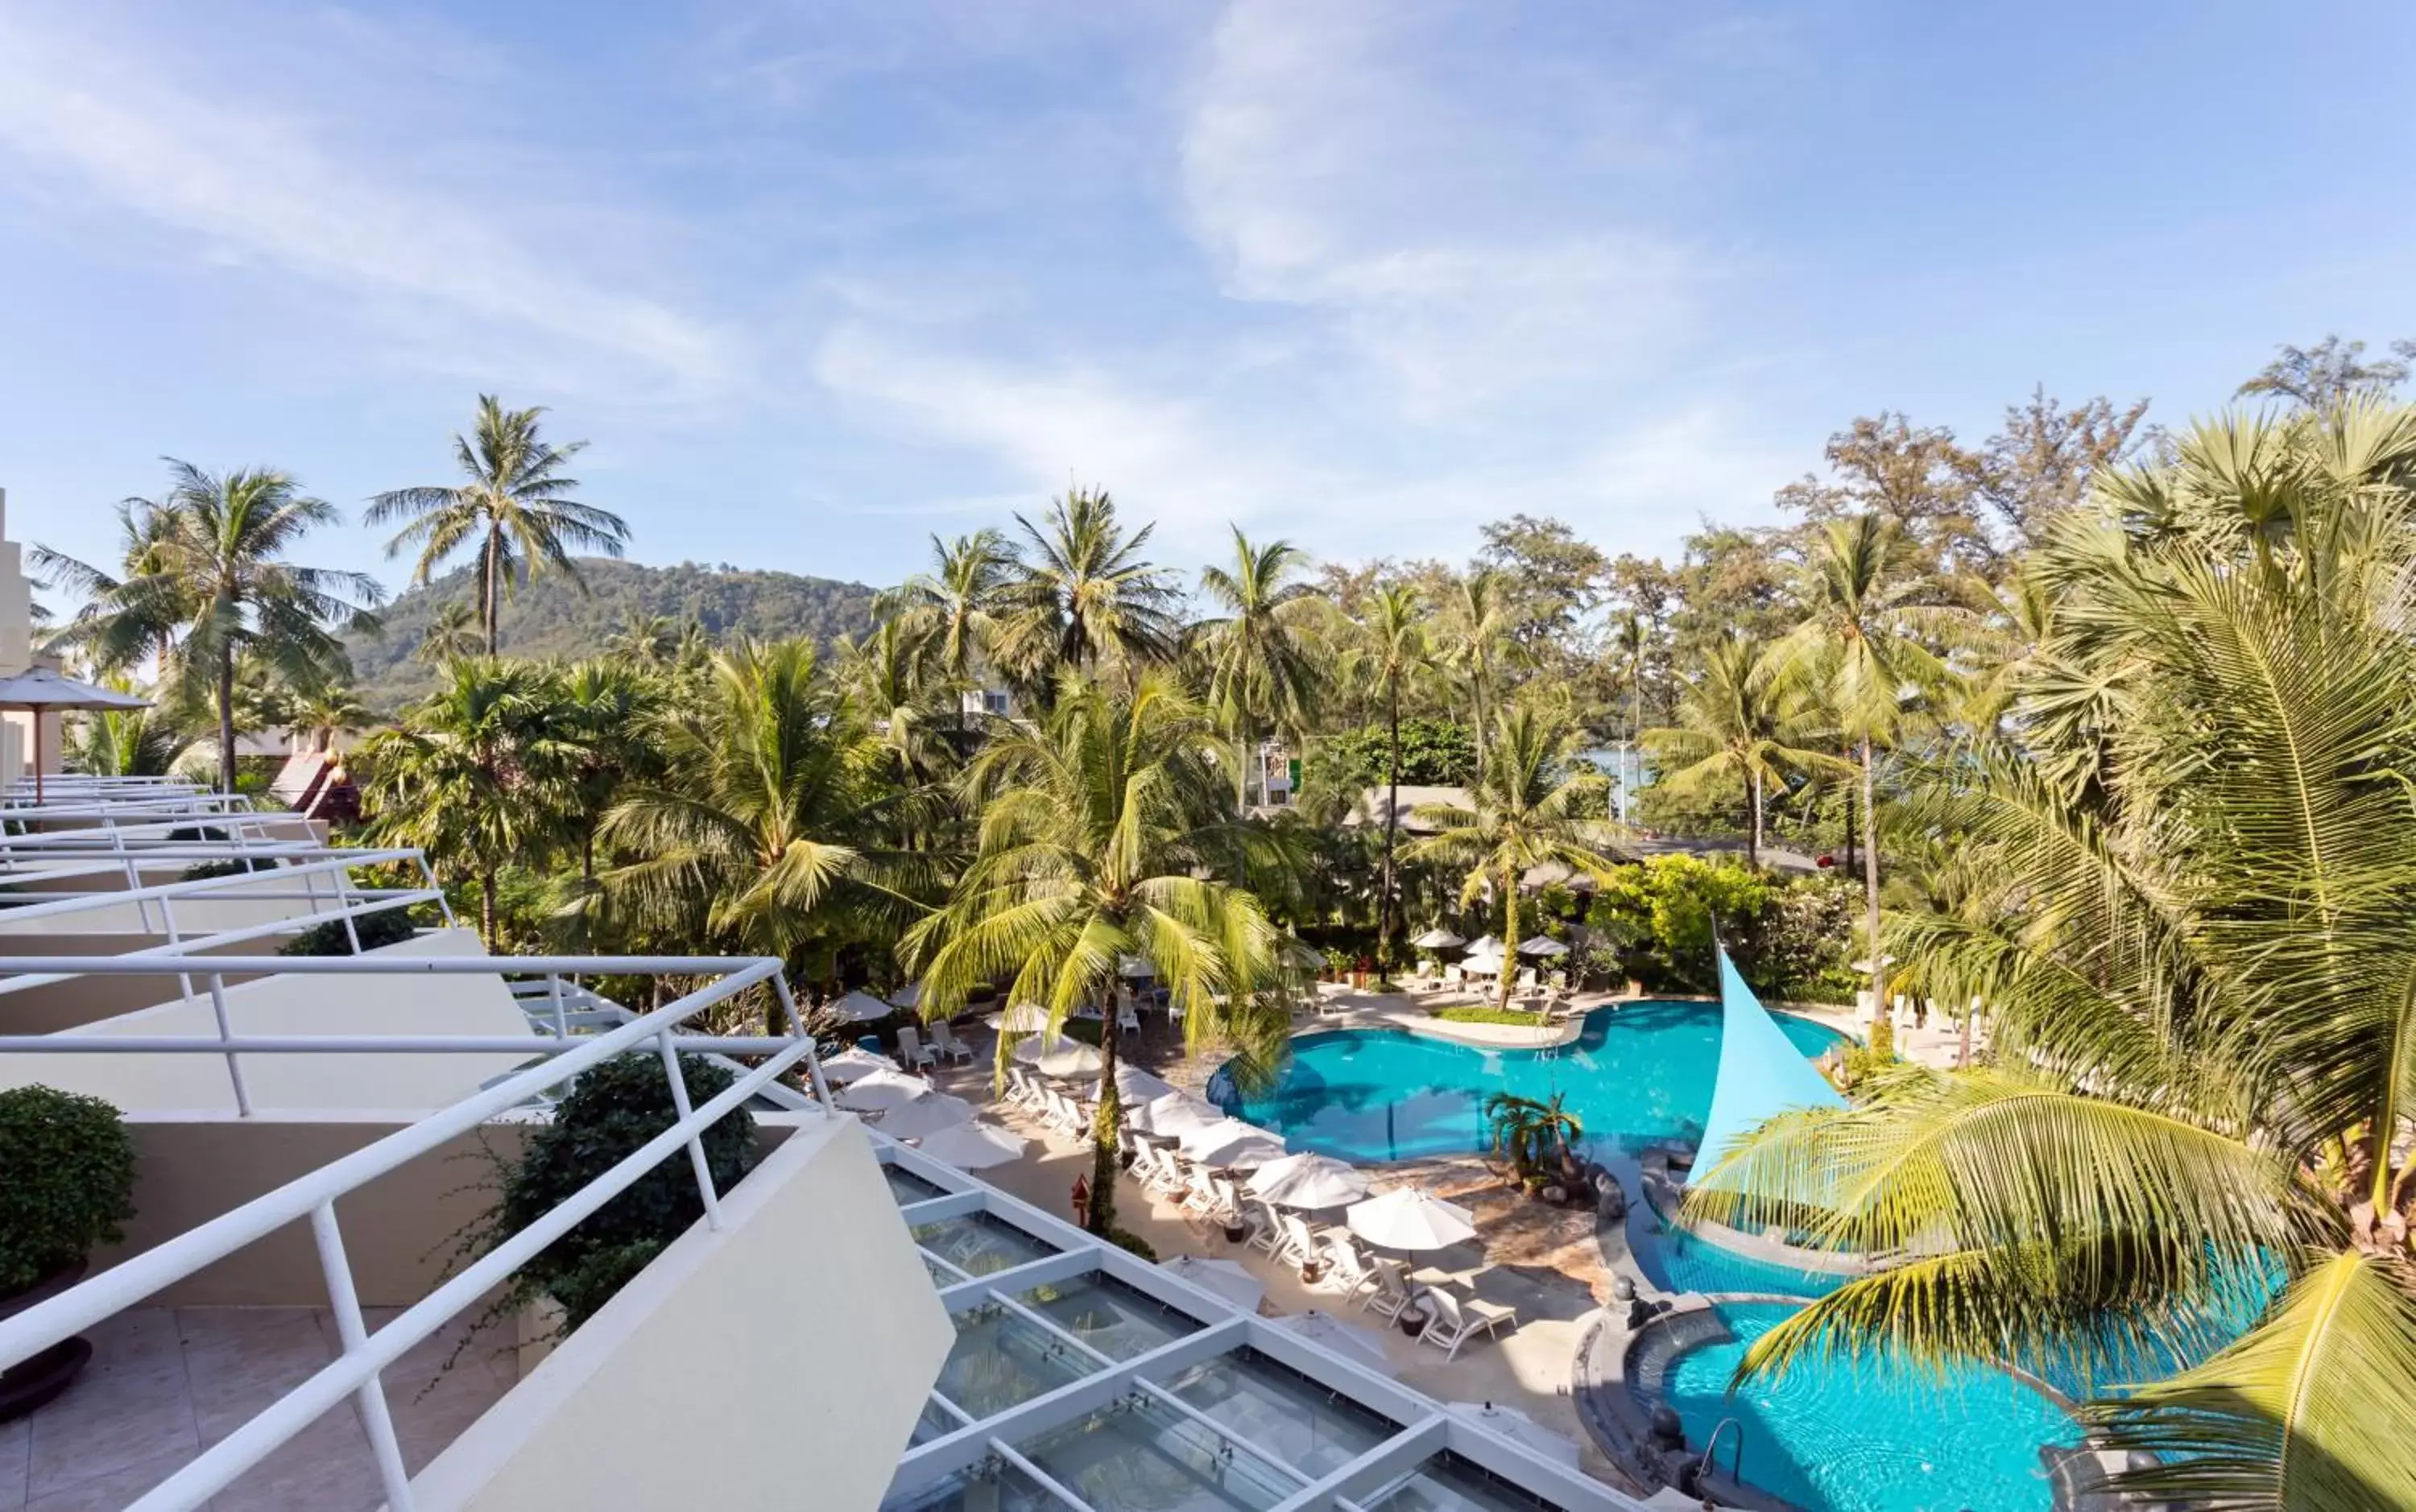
[0,1261,94,1423]
[1221,1222,1248,1244]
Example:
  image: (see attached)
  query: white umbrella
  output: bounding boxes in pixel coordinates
[0,669,150,804]
[1114,1064,1178,1104]
[1411,927,1466,950]
[1247,1152,1371,1209]
[817,1047,896,1085]
[1447,1401,1581,1468]
[834,1068,933,1113]
[1517,936,1568,958]
[886,983,922,1011]
[1346,1188,1478,1251]
[1128,1093,1224,1138]
[1158,1255,1264,1312]
[1272,1309,1392,1370]
[1015,1033,1103,1078]
[1117,954,1156,978]
[1462,935,1502,955]
[912,1120,1027,1170]
[1461,954,1503,977]
[1181,1120,1289,1168]
[874,1093,977,1140]
[829,989,894,1022]
[986,1002,1052,1034]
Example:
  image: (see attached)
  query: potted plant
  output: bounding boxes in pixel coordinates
[0,1086,138,1420]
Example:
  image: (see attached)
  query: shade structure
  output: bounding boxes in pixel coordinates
[1158,1255,1264,1313]
[1015,1033,1103,1079]
[1460,953,1504,977]
[1346,1188,1477,1251]
[1272,1310,1391,1369]
[986,1002,1052,1035]
[1516,936,1568,958]
[834,1068,933,1113]
[873,1093,977,1140]
[1246,1152,1371,1209]
[817,1047,896,1085]
[0,669,151,803]
[912,1120,1027,1170]
[1410,927,1464,950]
[1117,954,1156,978]
[1447,1402,1580,1468]
[1691,948,1846,1192]
[885,983,922,1011]
[1179,1119,1289,1168]
[1113,1064,1178,1105]
[1462,935,1501,955]
[1127,1093,1223,1138]
[829,989,893,1022]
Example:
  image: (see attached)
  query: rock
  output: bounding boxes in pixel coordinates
[1611,1275,1636,1303]
[1597,1183,1628,1221]
[1649,1404,1686,1448]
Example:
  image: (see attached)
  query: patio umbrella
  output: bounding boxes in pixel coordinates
[873,1093,977,1140]
[834,1068,933,1113]
[986,1002,1052,1034]
[1117,954,1156,978]
[829,989,894,1022]
[1346,1188,1478,1251]
[1015,1033,1103,1079]
[1114,1064,1179,1104]
[817,1047,897,1085]
[1157,1254,1264,1312]
[1181,1120,1289,1168]
[1247,1152,1371,1209]
[1517,936,1568,958]
[1461,952,1504,977]
[0,669,150,804]
[1127,1093,1223,1138]
[1447,1402,1581,1468]
[1410,927,1464,950]
[1462,935,1501,955]
[886,983,922,1011]
[912,1120,1027,1170]
[1272,1309,1392,1370]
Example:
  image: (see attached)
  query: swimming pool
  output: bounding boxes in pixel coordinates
[1661,1303,2079,1512]
[1210,999,1846,1164]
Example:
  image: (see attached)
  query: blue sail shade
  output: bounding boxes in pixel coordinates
[1690,949,1846,1187]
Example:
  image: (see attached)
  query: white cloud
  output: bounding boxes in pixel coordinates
[0,9,728,399]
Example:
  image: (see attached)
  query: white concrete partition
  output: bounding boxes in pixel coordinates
[411,1115,950,1512]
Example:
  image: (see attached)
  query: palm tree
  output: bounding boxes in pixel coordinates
[64,685,195,779]
[834,618,952,795]
[287,680,377,755]
[1689,403,2416,1510]
[603,609,678,669]
[367,396,628,655]
[1482,1090,1582,1179]
[1439,570,1518,779]
[991,488,1180,692]
[892,530,1013,733]
[1341,584,1429,977]
[1196,528,1322,809]
[415,601,483,665]
[551,660,660,882]
[907,673,1305,1236]
[362,658,577,947]
[1784,513,1964,999]
[1644,636,1846,867]
[1409,707,1623,1011]
[40,463,382,795]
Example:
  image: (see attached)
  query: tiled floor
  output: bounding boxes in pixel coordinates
[0,1306,516,1510]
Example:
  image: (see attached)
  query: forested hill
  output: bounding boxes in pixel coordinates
[343,557,882,706]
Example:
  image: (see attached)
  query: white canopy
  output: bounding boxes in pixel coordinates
[834,1068,933,1113]
[1158,1255,1264,1312]
[886,983,922,1010]
[1346,1188,1478,1251]
[874,1093,978,1140]
[1272,1309,1392,1369]
[1015,1033,1103,1079]
[1114,1064,1179,1104]
[1246,1152,1371,1210]
[0,670,149,803]
[1517,936,1568,958]
[1117,954,1156,978]
[912,1120,1027,1170]
[829,989,894,1022]
[986,1002,1052,1034]
[1462,935,1502,955]
[1127,1093,1224,1138]
[1179,1120,1289,1168]
[817,1047,897,1085]
[1411,927,1465,950]
[1461,955,1503,977]
[1447,1402,1581,1468]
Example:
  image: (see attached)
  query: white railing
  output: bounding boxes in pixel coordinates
[0,952,834,1512]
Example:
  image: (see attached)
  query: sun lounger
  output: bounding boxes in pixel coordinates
[929,1019,976,1066]
[1414,1285,1518,1360]
[1363,1257,1417,1322]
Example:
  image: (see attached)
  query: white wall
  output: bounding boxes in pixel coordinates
[0,927,541,1114]
[411,1116,951,1512]
[0,870,345,936]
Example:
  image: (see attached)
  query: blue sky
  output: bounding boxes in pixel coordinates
[5,0,2415,598]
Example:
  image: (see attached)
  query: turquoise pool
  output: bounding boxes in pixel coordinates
[1663,1303,2079,1512]
[1210,999,1845,1163]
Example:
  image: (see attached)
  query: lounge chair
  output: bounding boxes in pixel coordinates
[1363,1257,1418,1322]
[1213,1177,1250,1228]
[1002,1066,1036,1106]
[1243,1198,1286,1256]
[897,1026,939,1072]
[1276,1214,1323,1274]
[1442,965,1464,989]
[1415,1286,1518,1360]
[929,1019,976,1066]
[1127,1135,1171,1189]
[1516,966,1539,992]
[1320,1235,1383,1308]
[1117,1000,1143,1035]
[1148,1151,1194,1199]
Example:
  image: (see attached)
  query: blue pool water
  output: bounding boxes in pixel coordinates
[1665,1303,2079,1512]
[1211,1000,1845,1163]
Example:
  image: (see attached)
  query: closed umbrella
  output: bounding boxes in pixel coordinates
[1158,1255,1264,1312]
[1517,936,1568,958]
[874,1093,977,1140]
[1272,1309,1392,1370]
[829,989,893,1022]
[986,1002,1052,1034]
[1447,1402,1581,1468]
[0,669,150,804]
[835,1068,933,1113]
[1181,1120,1289,1168]
[1128,1093,1223,1138]
[1247,1152,1371,1209]
[1410,927,1465,950]
[1016,1033,1103,1078]
[818,1047,896,1085]
[1346,1188,1478,1251]
[912,1120,1026,1170]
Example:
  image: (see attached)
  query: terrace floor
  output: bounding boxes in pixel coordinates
[1,1305,515,1510]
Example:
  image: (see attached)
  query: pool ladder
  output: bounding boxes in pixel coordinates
[1698,1417,1744,1490]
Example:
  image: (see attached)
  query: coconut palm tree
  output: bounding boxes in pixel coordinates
[550,659,660,882]
[906,673,1305,1236]
[892,529,1014,733]
[367,396,627,655]
[1644,636,1847,867]
[1438,570,1519,779]
[415,601,483,665]
[39,464,382,795]
[834,617,953,795]
[991,488,1180,693]
[1409,707,1623,1011]
[1341,584,1430,977]
[63,685,195,779]
[603,609,679,670]
[1196,528,1322,809]
[287,680,377,755]
[1482,1090,1582,1179]
[1690,403,2416,1511]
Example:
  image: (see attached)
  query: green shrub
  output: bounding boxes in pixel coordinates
[0,1086,138,1295]
[488,1053,756,1329]
[1104,1228,1158,1262]
[1433,1006,1547,1027]
[279,908,418,956]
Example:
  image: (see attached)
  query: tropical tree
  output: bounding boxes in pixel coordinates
[367,396,628,655]
[834,618,952,796]
[1438,570,1519,779]
[63,688,195,779]
[1340,584,1429,977]
[906,674,1305,1236]
[1689,403,2416,1511]
[603,609,678,669]
[1196,528,1322,809]
[991,488,1180,692]
[39,463,381,795]
[551,660,660,882]
[416,601,483,665]
[1409,707,1622,1010]
[892,529,1013,733]
[1644,636,1846,867]
[287,680,377,755]
[1482,1091,1582,1180]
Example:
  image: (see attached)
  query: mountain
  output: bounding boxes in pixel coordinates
[343,557,883,707]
